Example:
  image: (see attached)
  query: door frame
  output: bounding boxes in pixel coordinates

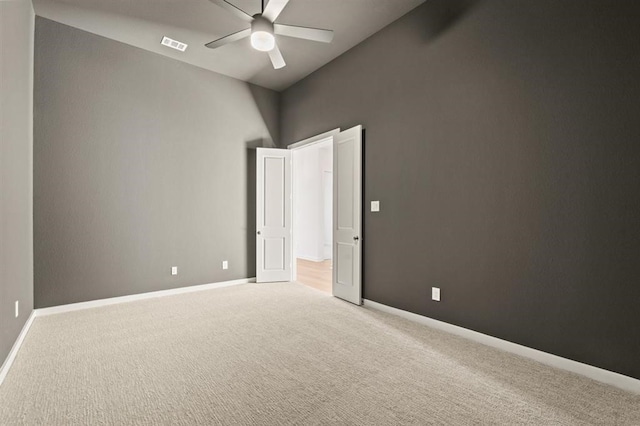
[287,128,341,283]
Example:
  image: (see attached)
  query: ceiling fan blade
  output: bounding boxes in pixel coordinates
[262,0,289,22]
[273,24,334,43]
[268,43,286,69]
[205,28,251,49]
[208,0,253,23]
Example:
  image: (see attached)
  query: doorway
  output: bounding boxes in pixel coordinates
[292,137,333,294]
[256,125,363,305]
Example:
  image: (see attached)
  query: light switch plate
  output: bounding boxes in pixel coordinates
[371,201,380,212]
[171,266,178,276]
[222,260,228,270]
[432,287,441,302]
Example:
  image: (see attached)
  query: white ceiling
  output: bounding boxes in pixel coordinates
[33,0,425,91]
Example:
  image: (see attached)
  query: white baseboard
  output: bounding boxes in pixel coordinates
[363,299,640,394]
[37,277,256,317]
[0,310,37,387]
[296,255,325,262]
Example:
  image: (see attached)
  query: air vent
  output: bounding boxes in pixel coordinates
[161,36,188,52]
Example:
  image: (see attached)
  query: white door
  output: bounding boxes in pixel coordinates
[333,125,363,305]
[256,148,292,283]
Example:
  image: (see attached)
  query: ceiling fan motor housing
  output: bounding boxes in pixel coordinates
[251,16,275,51]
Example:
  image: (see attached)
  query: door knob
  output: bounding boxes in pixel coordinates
[353,236,359,241]
[257,231,261,235]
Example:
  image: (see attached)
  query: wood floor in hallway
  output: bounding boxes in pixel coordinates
[296,258,332,294]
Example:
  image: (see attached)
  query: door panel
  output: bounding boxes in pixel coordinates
[336,243,354,286]
[337,142,354,230]
[333,126,362,305]
[257,148,291,283]
[263,157,286,227]
[263,238,285,270]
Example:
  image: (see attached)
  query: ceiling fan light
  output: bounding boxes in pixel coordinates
[251,31,275,52]
[250,16,275,52]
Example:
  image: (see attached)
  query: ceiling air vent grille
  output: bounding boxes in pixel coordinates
[161,36,188,52]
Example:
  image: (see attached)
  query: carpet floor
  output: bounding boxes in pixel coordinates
[1,282,638,425]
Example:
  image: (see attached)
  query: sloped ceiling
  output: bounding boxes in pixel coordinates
[33,0,425,91]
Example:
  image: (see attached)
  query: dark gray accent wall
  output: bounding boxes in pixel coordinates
[34,18,279,308]
[280,0,640,380]
[0,0,34,365]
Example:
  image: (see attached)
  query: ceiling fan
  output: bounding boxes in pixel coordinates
[205,0,334,69]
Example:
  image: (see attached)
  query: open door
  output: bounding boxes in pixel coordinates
[332,125,363,305]
[256,148,292,283]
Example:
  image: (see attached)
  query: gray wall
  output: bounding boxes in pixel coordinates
[280,0,640,380]
[0,0,34,365]
[34,18,279,308]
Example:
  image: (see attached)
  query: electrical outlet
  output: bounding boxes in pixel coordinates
[15,301,19,318]
[432,287,441,302]
[371,201,380,212]
[171,266,178,276]
[222,260,228,270]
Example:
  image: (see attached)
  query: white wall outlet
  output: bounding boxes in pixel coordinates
[171,266,178,276]
[222,260,228,270]
[15,301,19,318]
[371,201,380,212]
[432,287,441,302]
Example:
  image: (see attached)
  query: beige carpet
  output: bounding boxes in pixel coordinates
[1,282,638,425]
